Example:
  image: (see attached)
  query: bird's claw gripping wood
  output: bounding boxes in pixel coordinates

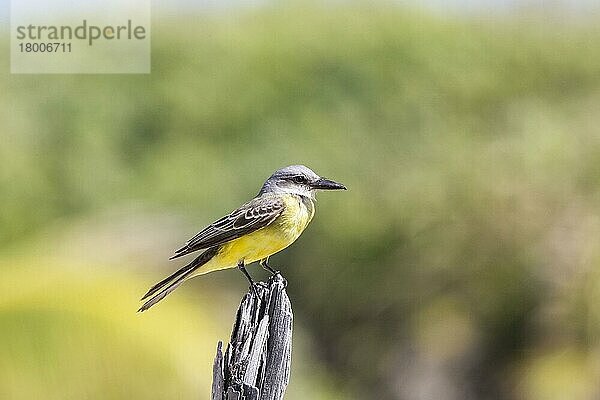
[260,258,280,276]
[237,261,260,296]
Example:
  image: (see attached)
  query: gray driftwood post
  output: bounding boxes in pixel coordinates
[211,274,293,400]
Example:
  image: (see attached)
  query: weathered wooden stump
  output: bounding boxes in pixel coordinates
[211,274,293,400]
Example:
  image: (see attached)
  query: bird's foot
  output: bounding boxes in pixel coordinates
[269,272,287,288]
[249,281,268,298]
[260,259,280,276]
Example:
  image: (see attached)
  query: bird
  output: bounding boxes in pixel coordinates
[138,165,346,312]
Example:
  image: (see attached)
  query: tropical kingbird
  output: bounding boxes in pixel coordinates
[139,165,346,312]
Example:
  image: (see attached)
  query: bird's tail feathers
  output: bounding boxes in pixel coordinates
[138,246,219,312]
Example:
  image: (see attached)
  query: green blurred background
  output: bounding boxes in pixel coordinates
[2,2,600,399]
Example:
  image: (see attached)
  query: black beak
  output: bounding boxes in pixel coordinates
[312,177,347,190]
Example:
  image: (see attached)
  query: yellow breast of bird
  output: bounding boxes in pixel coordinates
[215,194,315,268]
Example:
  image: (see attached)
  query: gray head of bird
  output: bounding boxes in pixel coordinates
[258,165,347,198]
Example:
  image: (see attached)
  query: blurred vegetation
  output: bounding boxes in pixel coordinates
[2,4,600,400]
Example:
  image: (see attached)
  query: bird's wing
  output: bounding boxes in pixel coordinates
[169,196,285,260]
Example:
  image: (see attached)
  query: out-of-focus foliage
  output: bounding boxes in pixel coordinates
[0,260,221,399]
[1,4,600,400]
